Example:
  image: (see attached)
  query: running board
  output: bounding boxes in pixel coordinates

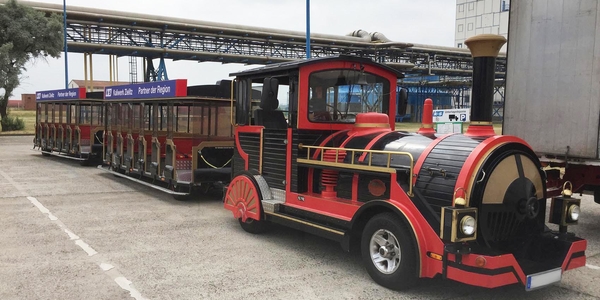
[33,149,86,161]
[264,211,345,242]
[96,165,188,196]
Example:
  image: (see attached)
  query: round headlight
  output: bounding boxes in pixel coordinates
[460,216,476,235]
[568,204,580,221]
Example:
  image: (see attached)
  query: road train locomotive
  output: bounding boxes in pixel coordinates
[223,34,587,290]
[33,34,587,290]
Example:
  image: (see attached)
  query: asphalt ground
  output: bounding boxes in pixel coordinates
[1,135,599,300]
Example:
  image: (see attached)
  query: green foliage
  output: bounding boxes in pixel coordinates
[0,0,63,124]
[0,114,25,131]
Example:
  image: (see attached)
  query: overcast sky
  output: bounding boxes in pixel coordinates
[12,0,457,99]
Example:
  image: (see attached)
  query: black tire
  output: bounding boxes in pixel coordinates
[79,160,89,166]
[594,187,600,204]
[41,152,51,156]
[239,218,268,234]
[361,212,418,290]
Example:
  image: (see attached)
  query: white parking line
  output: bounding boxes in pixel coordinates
[586,264,600,270]
[0,170,148,300]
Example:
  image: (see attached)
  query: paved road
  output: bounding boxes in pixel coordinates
[1,135,599,300]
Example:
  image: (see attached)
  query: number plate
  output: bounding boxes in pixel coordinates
[526,268,562,291]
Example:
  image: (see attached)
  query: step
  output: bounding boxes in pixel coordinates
[262,199,284,213]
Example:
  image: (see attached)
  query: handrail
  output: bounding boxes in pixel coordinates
[297,144,414,196]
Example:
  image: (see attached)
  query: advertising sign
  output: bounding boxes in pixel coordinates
[432,108,470,123]
[104,79,187,100]
[36,87,86,101]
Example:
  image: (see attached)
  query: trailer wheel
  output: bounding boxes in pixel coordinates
[172,193,195,201]
[361,213,417,290]
[225,174,267,234]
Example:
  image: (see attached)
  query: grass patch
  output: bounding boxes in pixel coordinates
[0,109,36,135]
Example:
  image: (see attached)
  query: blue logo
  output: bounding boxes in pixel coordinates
[460,114,467,121]
[433,111,444,117]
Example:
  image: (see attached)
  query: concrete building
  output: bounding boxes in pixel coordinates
[455,0,510,51]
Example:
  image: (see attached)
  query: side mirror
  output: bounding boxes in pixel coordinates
[398,88,409,115]
[260,77,279,110]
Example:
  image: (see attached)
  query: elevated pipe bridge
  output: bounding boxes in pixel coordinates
[3,0,506,80]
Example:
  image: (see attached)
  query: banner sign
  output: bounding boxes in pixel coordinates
[104,79,187,100]
[432,108,470,123]
[36,87,86,101]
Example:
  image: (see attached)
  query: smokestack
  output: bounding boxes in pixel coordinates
[464,34,506,136]
[418,98,435,135]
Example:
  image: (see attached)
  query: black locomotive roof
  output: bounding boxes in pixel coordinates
[229,55,403,77]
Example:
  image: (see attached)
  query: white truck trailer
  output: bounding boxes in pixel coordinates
[504,0,600,202]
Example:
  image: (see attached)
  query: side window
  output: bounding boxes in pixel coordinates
[235,79,249,125]
[176,105,189,133]
[70,104,77,124]
[132,104,140,130]
[80,105,91,124]
[216,104,233,137]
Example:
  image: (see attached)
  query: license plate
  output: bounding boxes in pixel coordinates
[526,268,562,291]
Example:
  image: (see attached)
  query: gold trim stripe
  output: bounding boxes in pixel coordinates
[265,212,344,235]
[469,121,493,125]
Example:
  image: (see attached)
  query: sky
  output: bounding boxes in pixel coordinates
[11,0,457,99]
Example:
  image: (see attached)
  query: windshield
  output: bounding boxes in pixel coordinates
[308,69,390,123]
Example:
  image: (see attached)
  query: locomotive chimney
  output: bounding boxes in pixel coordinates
[464,34,506,136]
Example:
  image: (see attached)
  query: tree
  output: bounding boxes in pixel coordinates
[0,0,63,131]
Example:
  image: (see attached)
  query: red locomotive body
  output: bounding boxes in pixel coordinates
[224,35,586,290]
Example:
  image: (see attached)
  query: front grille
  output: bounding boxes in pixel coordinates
[484,210,522,243]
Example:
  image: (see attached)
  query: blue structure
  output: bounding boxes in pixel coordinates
[397,75,459,122]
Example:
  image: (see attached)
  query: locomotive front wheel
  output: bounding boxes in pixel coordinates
[361,213,417,290]
[225,174,267,234]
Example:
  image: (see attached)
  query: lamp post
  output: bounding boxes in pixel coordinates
[306,0,310,59]
[63,0,69,89]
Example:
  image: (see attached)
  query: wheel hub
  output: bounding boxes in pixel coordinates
[370,229,401,274]
[378,246,395,258]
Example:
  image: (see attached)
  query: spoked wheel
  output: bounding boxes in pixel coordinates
[361,213,417,290]
[224,174,267,234]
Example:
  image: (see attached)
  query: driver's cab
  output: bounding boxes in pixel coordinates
[230,55,402,193]
[232,55,401,131]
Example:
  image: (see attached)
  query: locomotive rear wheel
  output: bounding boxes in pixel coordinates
[361,213,417,290]
[238,218,268,234]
